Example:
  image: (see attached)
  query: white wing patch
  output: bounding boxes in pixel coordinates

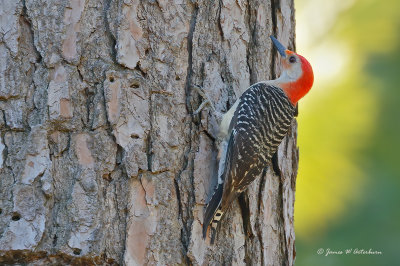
[219,99,240,139]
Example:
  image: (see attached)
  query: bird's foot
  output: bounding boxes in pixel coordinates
[191,85,216,115]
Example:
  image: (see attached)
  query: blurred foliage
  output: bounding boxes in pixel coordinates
[294,0,400,265]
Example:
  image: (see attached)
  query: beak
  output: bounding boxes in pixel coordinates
[270,36,287,58]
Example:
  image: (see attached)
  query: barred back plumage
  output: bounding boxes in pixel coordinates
[203,82,296,243]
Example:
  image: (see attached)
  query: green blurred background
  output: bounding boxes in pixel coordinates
[294,0,400,265]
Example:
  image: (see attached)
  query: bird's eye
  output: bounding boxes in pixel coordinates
[289,56,296,63]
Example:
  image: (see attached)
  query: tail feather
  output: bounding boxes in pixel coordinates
[203,183,223,239]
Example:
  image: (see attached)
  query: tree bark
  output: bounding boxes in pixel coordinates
[0,0,298,265]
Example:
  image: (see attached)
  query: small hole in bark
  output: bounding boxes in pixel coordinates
[145,48,150,55]
[116,145,124,165]
[130,134,140,139]
[103,173,112,182]
[130,83,139,89]
[216,212,221,217]
[175,75,180,81]
[73,248,82,255]
[53,234,58,246]
[109,76,115,82]
[11,212,21,221]
[0,208,2,214]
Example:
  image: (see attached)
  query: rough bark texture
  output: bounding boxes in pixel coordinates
[0,0,298,265]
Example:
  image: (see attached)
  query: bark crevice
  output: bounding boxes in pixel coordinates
[104,0,119,65]
[21,0,42,64]
[174,2,199,263]
[270,0,280,79]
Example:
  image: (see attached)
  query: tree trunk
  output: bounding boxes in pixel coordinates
[0,0,298,265]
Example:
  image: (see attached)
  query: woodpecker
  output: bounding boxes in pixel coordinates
[201,36,314,243]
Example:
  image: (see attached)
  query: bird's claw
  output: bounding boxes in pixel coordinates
[192,85,216,114]
[194,100,211,115]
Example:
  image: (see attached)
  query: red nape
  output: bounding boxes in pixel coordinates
[282,54,314,105]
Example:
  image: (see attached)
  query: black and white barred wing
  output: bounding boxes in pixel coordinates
[220,84,295,211]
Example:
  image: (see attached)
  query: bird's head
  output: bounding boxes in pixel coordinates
[270,36,314,105]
